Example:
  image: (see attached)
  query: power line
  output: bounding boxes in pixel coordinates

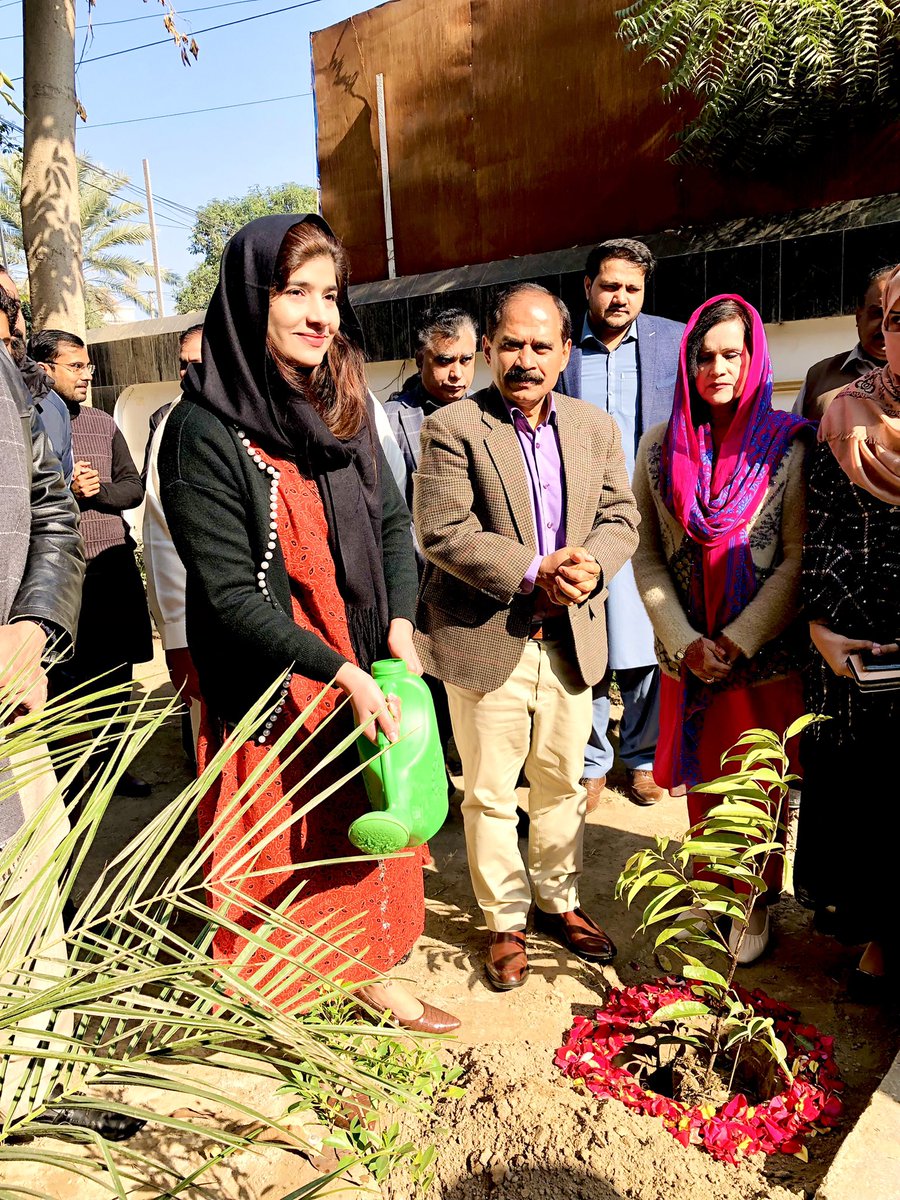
[77,0,327,68]
[0,117,198,227]
[79,176,195,229]
[0,1,273,42]
[84,161,199,218]
[9,0,326,80]
[87,89,312,129]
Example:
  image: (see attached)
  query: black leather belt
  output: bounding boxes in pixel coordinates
[529,616,569,641]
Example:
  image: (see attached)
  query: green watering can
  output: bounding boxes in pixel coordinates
[350,658,449,855]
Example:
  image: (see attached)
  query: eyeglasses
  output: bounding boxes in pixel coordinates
[53,361,94,377]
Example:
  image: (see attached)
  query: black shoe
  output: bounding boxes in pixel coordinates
[114,770,151,798]
[847,968,888,1004]
[43,1106,146,1141]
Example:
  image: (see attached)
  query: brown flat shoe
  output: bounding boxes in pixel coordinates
[534,906,617,963]
[580,775,607,815]
[357,991,460,1033]
[485,930,528,990]
[626,768,666,807]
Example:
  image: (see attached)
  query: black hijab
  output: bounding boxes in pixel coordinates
[182,213,388,671]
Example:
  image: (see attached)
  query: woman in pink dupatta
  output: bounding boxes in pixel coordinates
[631,296,813,964]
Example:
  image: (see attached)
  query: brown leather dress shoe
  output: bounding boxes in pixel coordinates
[357,991,461,1033]
[485,930,528,990]
[395,1002,461,1033]
[580,775,607,814]
[533,906,617,963]
[626,768,666,806]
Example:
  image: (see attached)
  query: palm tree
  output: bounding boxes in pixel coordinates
[0,153,173,327]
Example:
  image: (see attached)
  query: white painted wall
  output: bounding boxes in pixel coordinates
[365,315,860,413]
[765,315,856,408]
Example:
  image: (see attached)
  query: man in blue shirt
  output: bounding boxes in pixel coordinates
[558,239,684,808]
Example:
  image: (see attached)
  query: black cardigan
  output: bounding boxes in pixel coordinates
[158,397,418,728]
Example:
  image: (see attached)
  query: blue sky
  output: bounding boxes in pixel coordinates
[0,0,377,312]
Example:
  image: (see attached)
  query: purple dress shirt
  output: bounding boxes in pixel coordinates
[505,397,567,593]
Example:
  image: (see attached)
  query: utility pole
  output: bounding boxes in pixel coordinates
[142,157,165,320]
[22,0,85,334]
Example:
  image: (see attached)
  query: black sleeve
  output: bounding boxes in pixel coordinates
[801,442,852,626]
[380,448,419,623]
[161,410,350,685]
[10,406,85,660]
[86,428,144,512]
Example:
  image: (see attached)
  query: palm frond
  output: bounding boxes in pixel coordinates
[0,151,172,316]
[0,670,441,1197]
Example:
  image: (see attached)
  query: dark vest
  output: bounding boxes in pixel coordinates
[801,350,872,422]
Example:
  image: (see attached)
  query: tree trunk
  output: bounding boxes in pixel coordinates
[21,0,85,337]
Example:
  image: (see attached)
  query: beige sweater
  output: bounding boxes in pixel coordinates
[632,421,810,682]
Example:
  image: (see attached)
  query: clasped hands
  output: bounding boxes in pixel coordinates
[72,459,101,499]
[684,632,742,685]
[535,547,600,607]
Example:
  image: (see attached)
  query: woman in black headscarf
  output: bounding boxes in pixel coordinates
[160,215,458,1031]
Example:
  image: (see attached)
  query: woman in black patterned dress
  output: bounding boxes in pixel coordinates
[795,266,900,992]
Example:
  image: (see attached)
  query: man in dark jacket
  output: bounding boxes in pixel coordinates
[385,306,477,510]
[0,349,144,1139]
[0,351,82,712]
[29,329,153,797]
[386,307,477,766]
[0,272,73,483]
[794,263,900,420]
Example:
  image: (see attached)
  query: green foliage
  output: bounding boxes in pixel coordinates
[0,671,443,1197]
[617,0,900,171]
[616,715,826,1088]
[0,153,178,327]
[0,71,20,155]
[175,183,319,314]
[282,995,464,1195]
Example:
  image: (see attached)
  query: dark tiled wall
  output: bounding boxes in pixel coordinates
[88,219,900,399]
[357,220,900,356]
[89,331,184,413]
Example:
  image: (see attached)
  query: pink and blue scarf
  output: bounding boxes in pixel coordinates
[658,294,808,786]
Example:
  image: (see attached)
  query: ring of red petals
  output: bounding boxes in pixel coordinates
[554,979,844,1164]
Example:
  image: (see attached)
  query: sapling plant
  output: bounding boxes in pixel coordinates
[616,715,824,1096]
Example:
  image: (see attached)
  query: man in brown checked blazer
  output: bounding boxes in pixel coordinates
[413,283,640,990]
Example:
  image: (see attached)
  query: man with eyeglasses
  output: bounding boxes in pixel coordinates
[28,330,154,799]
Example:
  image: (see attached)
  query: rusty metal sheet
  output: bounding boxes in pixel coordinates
[312,0,900,283]
[312,0,478,282]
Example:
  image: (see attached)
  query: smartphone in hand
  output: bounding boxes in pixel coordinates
[859,647,900,672]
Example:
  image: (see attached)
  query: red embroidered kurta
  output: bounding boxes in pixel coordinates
[198,449,425,1009]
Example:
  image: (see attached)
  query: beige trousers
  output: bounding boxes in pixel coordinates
[446,637,593,932]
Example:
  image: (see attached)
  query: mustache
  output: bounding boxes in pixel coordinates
[504,366,543,385]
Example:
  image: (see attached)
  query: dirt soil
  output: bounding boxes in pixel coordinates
[77,645,898,1200]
